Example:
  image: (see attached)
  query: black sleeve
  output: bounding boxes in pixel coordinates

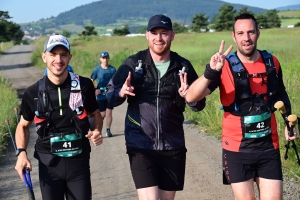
[80,76,99,113]
[106,57,135,107]
[20,83,38,121]
[277,66,292,114]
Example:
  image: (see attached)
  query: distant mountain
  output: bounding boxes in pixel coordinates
[21,0,270,37]
[276,4,300,11]
[51,0,267,26]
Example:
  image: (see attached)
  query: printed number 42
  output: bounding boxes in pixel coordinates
[63,142,71,148]
[256,122,264,129]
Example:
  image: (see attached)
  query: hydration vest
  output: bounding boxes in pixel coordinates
[128,50,188,112]
[34,72,88,138]
[222,50,280,116]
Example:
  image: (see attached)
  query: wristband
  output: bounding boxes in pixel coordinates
[203,64,222,80]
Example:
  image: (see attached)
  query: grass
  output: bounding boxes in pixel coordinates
[0,74,19,153]
[0,42,14,55]
[28,26,300,181]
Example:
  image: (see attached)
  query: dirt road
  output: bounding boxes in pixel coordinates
[0,45,299,200]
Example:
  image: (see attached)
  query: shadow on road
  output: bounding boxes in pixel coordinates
[0,63,33,71]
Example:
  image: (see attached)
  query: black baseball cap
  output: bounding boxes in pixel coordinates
[147,14,172,31]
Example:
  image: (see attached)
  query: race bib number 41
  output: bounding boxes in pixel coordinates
[50,133,83,157]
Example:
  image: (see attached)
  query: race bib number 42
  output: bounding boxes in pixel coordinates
[243,112,271,138]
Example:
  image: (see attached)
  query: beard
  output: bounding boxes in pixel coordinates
[238,42,257,57]
[149,41,172,56]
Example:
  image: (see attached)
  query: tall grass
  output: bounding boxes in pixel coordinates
[0,74,19,153]
[0,41,14,55]
[31,28,300,180]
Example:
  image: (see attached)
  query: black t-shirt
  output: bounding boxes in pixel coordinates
[20,74,98,155]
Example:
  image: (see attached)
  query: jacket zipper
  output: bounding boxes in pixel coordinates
[156,69,161,150]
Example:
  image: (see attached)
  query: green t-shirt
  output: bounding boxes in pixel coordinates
[154,60,170,78]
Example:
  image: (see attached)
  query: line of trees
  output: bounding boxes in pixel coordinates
[0,11,24,44]
[174,4,282,33]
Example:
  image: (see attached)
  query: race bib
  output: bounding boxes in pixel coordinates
[243,112,271,138]
[50,132,82,157]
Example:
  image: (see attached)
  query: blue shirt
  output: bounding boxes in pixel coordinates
[90,65,116,100]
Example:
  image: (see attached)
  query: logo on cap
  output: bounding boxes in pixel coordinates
[44,35,70,52]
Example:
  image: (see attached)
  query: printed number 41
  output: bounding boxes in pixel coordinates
[256,122,264,129]
[63,142,71,148]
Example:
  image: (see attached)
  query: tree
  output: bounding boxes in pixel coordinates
[191,13,209,32]
[0,11,24,44]
[113,25,130,36]
[81,25,97,36]
[214,4,236,31]
[238,7,254,16]
[62,30,71,38]
[256,14,268,29]
[172,22,187,34]
[266,9,281,28]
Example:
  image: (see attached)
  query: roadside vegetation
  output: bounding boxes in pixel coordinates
[0,41,13,55]
[0,75,19,153]
[29,27,300,180]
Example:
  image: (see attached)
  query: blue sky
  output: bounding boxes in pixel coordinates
[1,0,299,24]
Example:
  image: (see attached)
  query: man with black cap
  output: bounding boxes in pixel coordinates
[15,34,103,199]
[91,51,116,137]
[107,14,206,199]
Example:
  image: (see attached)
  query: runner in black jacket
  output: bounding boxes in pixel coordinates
[106,14,205,200]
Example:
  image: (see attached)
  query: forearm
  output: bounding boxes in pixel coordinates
[15,116,31,149]
[186,75,212,103]
[90,110,103,132]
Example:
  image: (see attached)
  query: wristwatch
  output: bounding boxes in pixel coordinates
[15,148,26,157]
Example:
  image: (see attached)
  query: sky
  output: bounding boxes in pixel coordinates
[1,0,299,24]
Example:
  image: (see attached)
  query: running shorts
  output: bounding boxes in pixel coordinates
[97,99,113,112]
[222,148,283,184]
[127,147,187,191]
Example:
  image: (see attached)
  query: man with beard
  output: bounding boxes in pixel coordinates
[185,13,295,200]
[106,14,206,200]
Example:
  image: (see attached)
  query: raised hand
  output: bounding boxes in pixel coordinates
[210,40,233,71]
[119,71,135,98]
[178,71,189,98]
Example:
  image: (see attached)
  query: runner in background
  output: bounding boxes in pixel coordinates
[91,51,116,137]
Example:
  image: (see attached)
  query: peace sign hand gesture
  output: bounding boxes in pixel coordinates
[210,40,233,71]
[178,71,189,98]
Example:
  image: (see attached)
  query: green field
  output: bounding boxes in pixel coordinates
[278,10,300,18]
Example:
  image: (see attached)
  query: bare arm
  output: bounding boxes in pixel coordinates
[186,40,233,103]
[185,75,212,102]
[86,109,103,146]
[15,116,32,180]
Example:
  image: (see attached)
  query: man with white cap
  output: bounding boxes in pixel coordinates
[15,34,103,199]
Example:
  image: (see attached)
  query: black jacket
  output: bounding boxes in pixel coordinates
[107,49,205,150]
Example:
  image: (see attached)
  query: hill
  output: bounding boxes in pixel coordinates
[276,4,300,11]
[52,0,266,26]
[21,0,267,37]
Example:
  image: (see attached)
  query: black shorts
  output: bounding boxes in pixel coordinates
[127,147,187,191]
[97,99,113,112]
[222,148,282,184]
[38,156,91,200]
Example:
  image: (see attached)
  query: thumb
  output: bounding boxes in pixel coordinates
[85,131,93,139]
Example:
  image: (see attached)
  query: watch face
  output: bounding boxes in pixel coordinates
[15,149,25,156]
